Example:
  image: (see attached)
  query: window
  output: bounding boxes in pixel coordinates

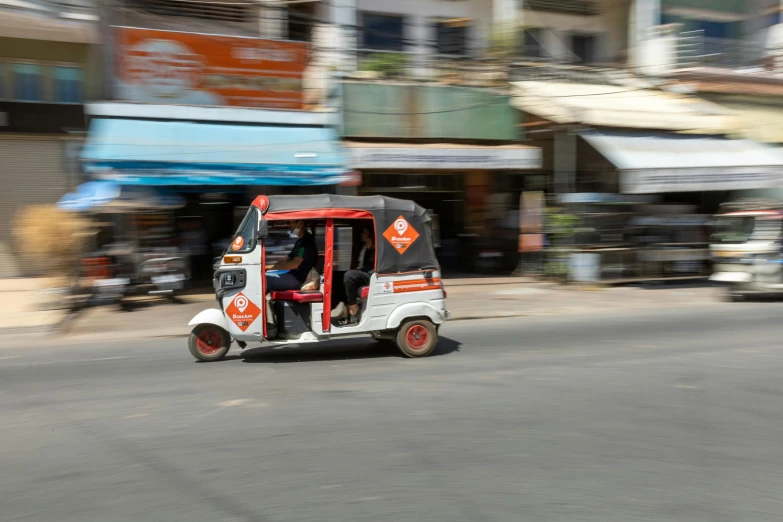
[227,207,258,254]
[0,63,5,100]
[571,34,595,64]
[523,28,545,58]
[53,66,84,104]
[694,20,734,39]
[362,13,405,51]
[131,0,251,22]
[436,21,468,55]
[13,64,43,102]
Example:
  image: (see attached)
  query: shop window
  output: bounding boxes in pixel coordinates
[362,13,405,51]
[53,66,84,104]
[12,63,44,102]
[435,21,468,55]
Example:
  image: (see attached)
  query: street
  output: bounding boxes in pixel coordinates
[2,302,783,521]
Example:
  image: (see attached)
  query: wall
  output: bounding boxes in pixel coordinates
[354,0,494,75]
[662,0,748,14]
[521,7,616,63]
[341,82,519,141]
[0,37,100,100]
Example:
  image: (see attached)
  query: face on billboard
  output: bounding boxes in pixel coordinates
[125,39,204,98]
[115,27,309,109]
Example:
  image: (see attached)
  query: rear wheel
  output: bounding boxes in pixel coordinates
[725,288,745,302]
[189,325,231,362]
[396,319,438,358]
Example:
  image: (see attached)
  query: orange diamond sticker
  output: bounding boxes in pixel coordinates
[383,216,420,255]
[225,292,262,332]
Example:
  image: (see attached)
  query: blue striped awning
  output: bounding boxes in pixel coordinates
[81,118,349,186]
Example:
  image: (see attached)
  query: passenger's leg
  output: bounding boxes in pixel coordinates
[344,270,371,322]
[330,271,348,319]
[266,272,301,292]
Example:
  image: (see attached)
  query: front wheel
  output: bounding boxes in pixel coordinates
[189,324,231,362]
[396,319,438,358]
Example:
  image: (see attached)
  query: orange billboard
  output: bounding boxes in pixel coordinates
[114,27,308,110]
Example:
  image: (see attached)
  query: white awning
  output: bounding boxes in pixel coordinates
[510,81,736,133]
[580,131,783,194]
[345,142,542,170]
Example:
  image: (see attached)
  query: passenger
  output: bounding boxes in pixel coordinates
[332,227,374,324]
[265,220,318,292]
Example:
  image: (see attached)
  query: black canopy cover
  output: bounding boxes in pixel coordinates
[264,195,440,274]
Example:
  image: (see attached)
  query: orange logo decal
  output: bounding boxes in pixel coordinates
[231,236,244,251]
[382,216,419,255]
[225,292,261,331]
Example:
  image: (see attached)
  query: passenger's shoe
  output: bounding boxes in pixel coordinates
[340,313,360,326]
[331,302,347,319]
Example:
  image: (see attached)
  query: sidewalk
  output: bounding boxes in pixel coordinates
[0,278,68,334]
[0,276,724,343]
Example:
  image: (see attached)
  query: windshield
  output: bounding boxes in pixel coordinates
[226,207,258,254]
[713,215,780,243]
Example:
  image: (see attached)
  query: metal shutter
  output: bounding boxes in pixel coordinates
[0,137,70,277]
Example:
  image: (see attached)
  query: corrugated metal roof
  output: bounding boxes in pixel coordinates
[580,130,783,171]
[510,81,737,132]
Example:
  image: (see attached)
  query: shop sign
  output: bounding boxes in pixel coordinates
[622,168,783,194]
[349,147,541,170]
[114,27,308,110]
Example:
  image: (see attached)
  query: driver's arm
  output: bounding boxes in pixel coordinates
[266,246,305,271]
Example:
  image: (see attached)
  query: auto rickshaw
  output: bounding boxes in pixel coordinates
[188,195,449,361]
[710,198,783,300]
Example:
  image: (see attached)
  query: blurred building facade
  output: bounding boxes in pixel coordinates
[77,0,354,265]
[4,0,783,280]
[0,0,100,276]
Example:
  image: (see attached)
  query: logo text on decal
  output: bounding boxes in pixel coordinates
[225,292,261,331]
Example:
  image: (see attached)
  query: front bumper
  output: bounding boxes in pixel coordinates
[710,272,752,283]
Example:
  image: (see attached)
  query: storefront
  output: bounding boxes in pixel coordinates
[79,102,350,279]
[579,130,783,212]
[346,142,542,270]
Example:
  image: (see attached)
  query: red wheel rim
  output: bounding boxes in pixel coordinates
[406,325,429,350]
[196,329,223,355]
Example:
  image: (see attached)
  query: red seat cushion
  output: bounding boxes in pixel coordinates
[270,290,323,303]
[360,286,370,299]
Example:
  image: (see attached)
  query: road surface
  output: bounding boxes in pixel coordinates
[2,302,783,521]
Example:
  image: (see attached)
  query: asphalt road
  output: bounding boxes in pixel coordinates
[3,302,783,521]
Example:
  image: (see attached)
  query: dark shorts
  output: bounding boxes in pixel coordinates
[266,272,302,292]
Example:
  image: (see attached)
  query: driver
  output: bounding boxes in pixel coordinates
[265,220,318,292]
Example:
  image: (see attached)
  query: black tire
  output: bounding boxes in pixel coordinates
[189,325,231,362]
[396,319,438,358]
[726,289,745,302]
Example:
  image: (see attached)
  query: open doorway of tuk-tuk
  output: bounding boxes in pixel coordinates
[263,217,375,333]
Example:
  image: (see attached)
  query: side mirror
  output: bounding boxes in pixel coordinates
[257,220,269,240]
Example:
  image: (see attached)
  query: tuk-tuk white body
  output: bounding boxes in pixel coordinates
[188,195,449,361]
